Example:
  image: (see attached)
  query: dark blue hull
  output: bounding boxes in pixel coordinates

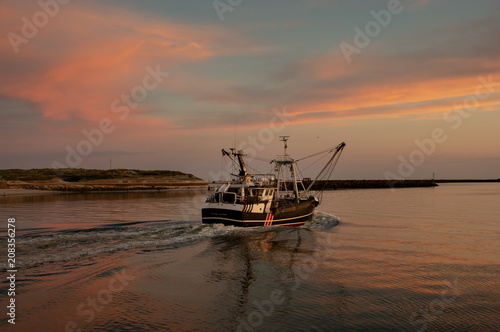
[202,199,317,227]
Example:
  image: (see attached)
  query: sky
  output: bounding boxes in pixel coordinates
[1,0,499,180]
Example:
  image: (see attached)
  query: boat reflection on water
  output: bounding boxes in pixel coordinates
[204,226,352,331]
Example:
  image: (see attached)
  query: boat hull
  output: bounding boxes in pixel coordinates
[202,200,316,227]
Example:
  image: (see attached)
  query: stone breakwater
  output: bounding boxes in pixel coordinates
[304,179,437,190]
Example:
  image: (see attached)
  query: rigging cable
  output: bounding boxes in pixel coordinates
[296,145,341,162]
[312,147,344,202]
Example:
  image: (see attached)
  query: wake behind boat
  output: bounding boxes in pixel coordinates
[202,137,346,227]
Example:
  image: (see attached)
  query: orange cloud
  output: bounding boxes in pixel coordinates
[0,2,241,128]
[277,44,500,125]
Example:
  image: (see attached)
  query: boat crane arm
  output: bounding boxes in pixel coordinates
[222,149,248,177]
[305,142,346,192]
[221,149,237,167]
[297,143,345,162]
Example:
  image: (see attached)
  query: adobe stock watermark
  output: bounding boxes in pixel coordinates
[384,74,499,189]
[408,278,467,332]
[237,233,340,332]
[50,64,169,170]
[340,0,414,64]
[65,268,136,332]
[208,105,298,182]
[7,0,72,54]
[213,0,244,22]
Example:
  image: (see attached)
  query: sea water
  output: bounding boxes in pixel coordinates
[0,183,499,331]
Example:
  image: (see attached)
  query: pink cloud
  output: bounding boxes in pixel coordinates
[0,2,242,128]
[275,42,500,124]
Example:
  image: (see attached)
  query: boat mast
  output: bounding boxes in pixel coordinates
[277,136,300,202]
[280,135,289,157]
[291,161,299,203]
[222,148,250,182]
[276,136,286,198]
[232,148,248,178]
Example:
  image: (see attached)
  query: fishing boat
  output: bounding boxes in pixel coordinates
[202,136,345,227]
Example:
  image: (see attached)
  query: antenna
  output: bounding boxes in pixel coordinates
[279,136,289,156]
[233,114,237,151]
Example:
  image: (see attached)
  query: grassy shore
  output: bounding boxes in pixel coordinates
[0,168,201,182]
[0,168,207,192]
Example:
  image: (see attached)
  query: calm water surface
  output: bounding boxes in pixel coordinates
[0,183,499,331]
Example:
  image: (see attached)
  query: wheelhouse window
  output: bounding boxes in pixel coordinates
[216,192,236,204]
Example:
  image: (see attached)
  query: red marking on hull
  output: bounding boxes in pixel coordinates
[265,213,274,226]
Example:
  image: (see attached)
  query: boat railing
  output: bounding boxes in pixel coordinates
[274,155,294,163]
[206,192,269,205]
[276,190,310,199]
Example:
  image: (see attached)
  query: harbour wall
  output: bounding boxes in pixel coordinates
[303,179,437,190]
